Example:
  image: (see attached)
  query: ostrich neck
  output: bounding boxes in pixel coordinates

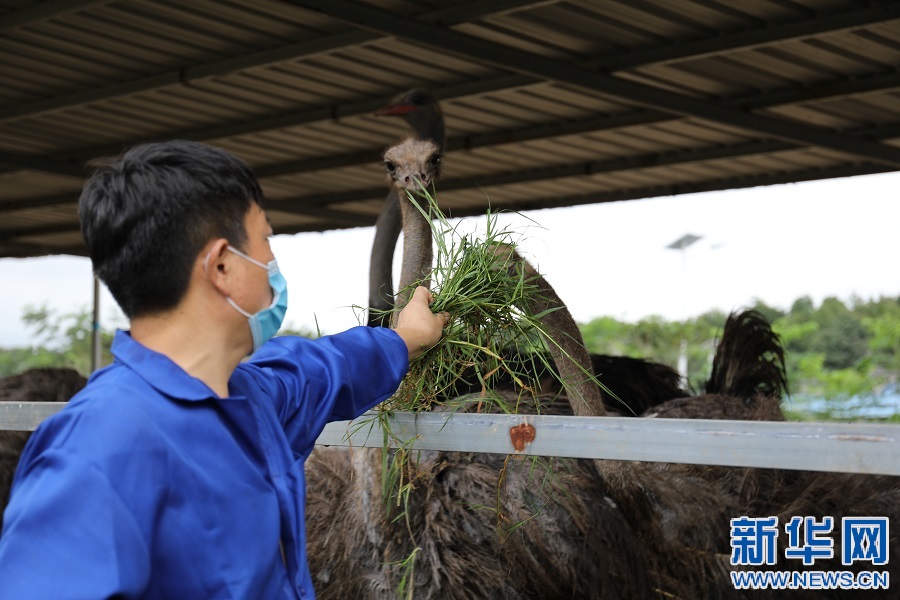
[367,187,403,326]
[396,192,433,310]
[513,251,607,417]
[534,278,607,417]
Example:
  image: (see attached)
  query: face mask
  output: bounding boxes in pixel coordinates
[223,245,288,352]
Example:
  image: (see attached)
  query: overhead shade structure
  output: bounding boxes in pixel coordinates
[0,0,899,258]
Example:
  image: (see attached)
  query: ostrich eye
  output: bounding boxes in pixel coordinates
[384,161,396,173]
[409,91,426,106]
[429,154,441,167]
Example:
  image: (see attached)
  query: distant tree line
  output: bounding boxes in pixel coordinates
[2,296,898,406]
[0,305,115,378]
[0,305,316,380]
[579,295,899,401]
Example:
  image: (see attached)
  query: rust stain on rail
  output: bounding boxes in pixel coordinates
[510,423,536,452]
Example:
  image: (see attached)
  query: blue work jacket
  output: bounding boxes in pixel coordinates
[0,327,409,599]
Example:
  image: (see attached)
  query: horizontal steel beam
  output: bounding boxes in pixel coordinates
[0,73,536,178]
[0,222,83,241]
[587,2,900,71]
[0,152,86,178]
[0,0,549,125]
[272,162,891,234]
[0,240,83,258]
[262,139,860,212]
[0,0,112,32]
[6,143,890,242]
[295,0,900,168]
[4,403,898,476]
[5,3,900,177]
[497,163,892,213]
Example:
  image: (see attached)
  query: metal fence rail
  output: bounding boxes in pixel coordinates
[3,402,898,476]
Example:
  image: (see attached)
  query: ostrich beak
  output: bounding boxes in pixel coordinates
[404,176,431,191]
[374,102,418,117]
[392,172,431,192]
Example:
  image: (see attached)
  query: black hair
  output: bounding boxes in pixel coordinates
[78,140,264,318]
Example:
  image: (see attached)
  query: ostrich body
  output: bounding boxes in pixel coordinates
[368,89,445,327]
[310,138,637,599]
[317,138,662,596]
[0,368,86,532]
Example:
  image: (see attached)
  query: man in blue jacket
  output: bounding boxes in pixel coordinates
[0,140,448,599]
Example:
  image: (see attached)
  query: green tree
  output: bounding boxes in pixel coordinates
[749,298,785,324]
[0,305,116,378]
[580,295,900,409]
[808,297,868,370]
[789,296,815,319]
[859,296,900,381]
[0,305,316,379]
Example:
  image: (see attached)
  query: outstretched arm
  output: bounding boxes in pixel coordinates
[392,286,449,360]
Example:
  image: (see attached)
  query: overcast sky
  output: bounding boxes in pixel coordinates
[1,170,898,349]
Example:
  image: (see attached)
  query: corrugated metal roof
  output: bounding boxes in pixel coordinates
[1,0,898,258]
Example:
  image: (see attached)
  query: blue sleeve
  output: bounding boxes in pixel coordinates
[0,449,150,599]
[238,326,409,451]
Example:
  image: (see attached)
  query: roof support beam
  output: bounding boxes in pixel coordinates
[0,241,85,258]
[0,193,80,213]
[4,156,890,244]
[266,205,374,227]
[292,0,900,168]
[587,1,900,71]
[265,140,838,213]
[0,0,112,32]
[0,73,535,176]
[257,163,893,237]
[0,152,87,178]
[3,2,900,178]
[3,0,897,125]
[13,110,900,230]
[11,118,900,224]
[496,163,892,215]
[0,0,552,124]
[11,66,900,181]
[254,109,666,179]
[0,222,83,241]
[256,71,900,177]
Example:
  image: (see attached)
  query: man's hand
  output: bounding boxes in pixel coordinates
[393,286,450,360]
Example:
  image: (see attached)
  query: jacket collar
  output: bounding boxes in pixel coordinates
[109,329,221,402]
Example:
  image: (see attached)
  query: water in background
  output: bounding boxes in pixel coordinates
[785,385,900,420]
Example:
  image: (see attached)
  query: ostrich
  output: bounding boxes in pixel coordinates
[309,138,699,597]
[305,139,899,598]
[368,89,445,327]
[0,368,86,533]
[308,137,651,598]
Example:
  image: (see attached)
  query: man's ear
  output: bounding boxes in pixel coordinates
[202,238,232,293]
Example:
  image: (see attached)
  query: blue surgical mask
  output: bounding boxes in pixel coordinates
[225,245,288,352]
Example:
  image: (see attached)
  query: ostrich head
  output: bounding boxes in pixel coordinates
[375,89,445,151]
[384,138,442,194]
[368,90,446,328]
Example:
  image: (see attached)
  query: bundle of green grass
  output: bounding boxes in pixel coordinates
[375,191,577,417]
